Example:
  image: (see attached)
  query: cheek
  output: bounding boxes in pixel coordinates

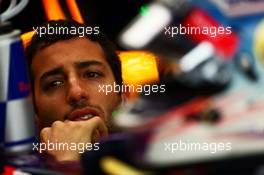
[35,94,66,128]
[99,91,120,110]
[90,85,120,107]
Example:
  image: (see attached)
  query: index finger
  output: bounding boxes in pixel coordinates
[86,116,108,138]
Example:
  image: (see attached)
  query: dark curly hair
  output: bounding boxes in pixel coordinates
[25,19,122,94]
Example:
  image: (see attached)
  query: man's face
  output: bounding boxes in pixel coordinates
[31,37,121,130]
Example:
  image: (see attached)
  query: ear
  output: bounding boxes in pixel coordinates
[120,93,127,108]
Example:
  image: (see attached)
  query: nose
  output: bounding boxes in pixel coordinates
[66,76,88,104]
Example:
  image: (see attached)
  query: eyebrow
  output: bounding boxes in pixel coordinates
[74,60,105,69]
[40,67,64,83]
[40,60,105,83]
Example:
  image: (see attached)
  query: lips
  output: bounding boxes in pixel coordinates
[68,107,100,121]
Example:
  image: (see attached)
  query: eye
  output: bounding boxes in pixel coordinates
[84,71,102,78]
[50,80,64,86]
[44,80,64,90]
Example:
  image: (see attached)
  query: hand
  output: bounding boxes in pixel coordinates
[40,116,108,162]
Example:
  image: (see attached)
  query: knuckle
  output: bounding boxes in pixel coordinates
[40,127,49,135]
[51,120,63,128]
[72,121,82,128]
[91,116,102,124]
[40,127,50,140]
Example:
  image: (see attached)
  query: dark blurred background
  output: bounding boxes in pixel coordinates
[0,0,151,44]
